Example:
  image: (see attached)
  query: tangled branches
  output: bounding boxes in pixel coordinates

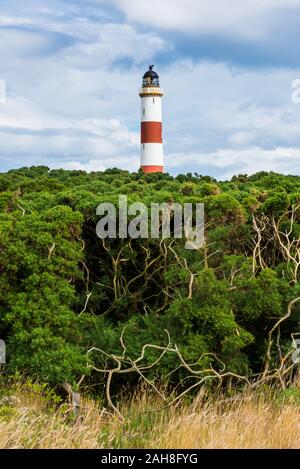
[260,296,300,387]
[87,329,249,422]
[251,204,300,281]
[86,292,300,421]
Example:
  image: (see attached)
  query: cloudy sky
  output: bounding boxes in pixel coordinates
[1,0,300,178]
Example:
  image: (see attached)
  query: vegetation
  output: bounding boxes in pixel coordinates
[0,166,300,426]
[0,379,300,448]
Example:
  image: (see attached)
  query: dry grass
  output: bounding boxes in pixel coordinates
[157,393,300,449]
[0,382,300,449]
[0,398,108,449]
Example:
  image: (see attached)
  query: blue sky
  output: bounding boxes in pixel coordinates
[1,0,300,178]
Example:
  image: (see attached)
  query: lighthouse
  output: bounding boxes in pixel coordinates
[139,65,164,173]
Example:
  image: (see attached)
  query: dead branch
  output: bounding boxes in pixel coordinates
[47,242,56,260]
[262,296,300,381]
[168,245,195,299]
[252,215,267,274]
[17,203,26,217]
[79,292,92,315]
[87,329,249,421]
[272,205,300,283]
[61,382,81,419]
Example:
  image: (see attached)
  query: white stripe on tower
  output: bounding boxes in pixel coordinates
[139,65,164,173]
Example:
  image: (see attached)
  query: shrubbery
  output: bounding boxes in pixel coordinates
[0,167,300,390]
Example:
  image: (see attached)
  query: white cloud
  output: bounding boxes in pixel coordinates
[160,60,300,154]
[63,155,138,172]
[166,146,300,179]
[0,28,59,58]
[61,23,169,67]
[113,0,300,38]
[228,131,255,146]
[0,16,34,27]
[0,96,139,170]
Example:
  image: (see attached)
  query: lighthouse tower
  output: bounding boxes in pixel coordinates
[139,65,164,173]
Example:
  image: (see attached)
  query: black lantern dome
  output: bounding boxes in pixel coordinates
[142,65,159,87]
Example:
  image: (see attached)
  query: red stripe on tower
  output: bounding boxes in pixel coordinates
[139,65,164,173]
[141,122,162,143]
[142,165,163,173]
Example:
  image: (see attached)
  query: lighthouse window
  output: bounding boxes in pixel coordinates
[143,108,145,116]
[143,144,145,150]
[153,98,155,103]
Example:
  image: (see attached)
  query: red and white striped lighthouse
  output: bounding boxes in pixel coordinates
[139,65,164,173]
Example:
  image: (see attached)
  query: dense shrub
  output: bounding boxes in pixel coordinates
[0,167,300,388]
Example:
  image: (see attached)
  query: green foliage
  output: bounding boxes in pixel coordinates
[261,191,289,215]
[164,269,254,373]
[180,182,196,196]
[232,268,284,321]
[205,193,246,225]
[196,182,220,196]
[1,166,300,393]
[276,387,300,406]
